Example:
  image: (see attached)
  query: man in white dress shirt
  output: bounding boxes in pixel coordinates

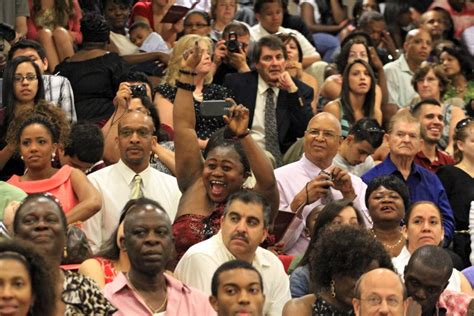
[275,112,371,255]
[82,111,180,253]
[175,190,291,316]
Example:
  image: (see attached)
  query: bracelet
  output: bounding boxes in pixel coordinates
[179,69,197,76]
[234,128,250,140]
[175,80,196,91]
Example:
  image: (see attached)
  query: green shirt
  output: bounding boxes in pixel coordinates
[0,182,26,220]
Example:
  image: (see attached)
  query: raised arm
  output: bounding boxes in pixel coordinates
[224,105,279,221]
[173,42,205,192]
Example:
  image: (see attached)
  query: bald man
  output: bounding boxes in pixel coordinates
[353,268,408,316]
[82,111,181,253]
[275,113,371,255]
[384,28,432,108]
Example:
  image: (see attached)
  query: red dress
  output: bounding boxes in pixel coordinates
[172,203,225,260]
[94,257,117,285]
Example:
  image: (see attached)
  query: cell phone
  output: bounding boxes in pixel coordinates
[200,100,232,117]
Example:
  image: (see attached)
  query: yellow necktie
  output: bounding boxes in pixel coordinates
[130,174,144,199]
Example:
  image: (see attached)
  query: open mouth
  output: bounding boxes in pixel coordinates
[210,180,226,196]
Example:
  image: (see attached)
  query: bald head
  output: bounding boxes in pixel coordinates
[118,110,155,132]
[353,268,407,316]
[303,112,342,168]
[307,112,342,135]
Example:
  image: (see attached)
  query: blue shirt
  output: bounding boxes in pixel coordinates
[362,155,455,242]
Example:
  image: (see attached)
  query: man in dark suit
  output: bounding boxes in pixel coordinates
[224,35,314,165]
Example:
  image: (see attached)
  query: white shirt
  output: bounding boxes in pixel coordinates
[299,0,321,23]
[175,231,291,316]
[42,74,77,123]
[392,246,462,292]
[383,54,416,108]
[275,154,371,255]
[249,24,319,58]
[333,153,375,177]
[251,76,279,151]
[82,160,181,253]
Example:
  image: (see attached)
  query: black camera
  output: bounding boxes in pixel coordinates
[130,84,147,97]
[225,31,242,53]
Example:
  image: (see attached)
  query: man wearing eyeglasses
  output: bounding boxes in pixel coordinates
[82,110,181,253]
[352,268,408,316]
[274,112,371,255]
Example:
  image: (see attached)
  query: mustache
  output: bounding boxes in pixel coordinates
[231,231,249,243]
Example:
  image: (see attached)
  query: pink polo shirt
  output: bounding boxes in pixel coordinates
[104,272,216,316]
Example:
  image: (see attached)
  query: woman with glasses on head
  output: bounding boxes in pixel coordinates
[155,34,234,149]
[437,118,474,268]
[411,62,466,155]
[0,56,45,180]
[324,59,381,138]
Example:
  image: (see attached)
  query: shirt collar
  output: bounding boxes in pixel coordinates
[400,54,414,75]
[300,154,335,180]
[110,272,192,296]
[384,155,421,177]
[257,75,278,96]
[116,159,151,186]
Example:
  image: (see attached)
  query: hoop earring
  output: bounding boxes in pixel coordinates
[330,280,336,298]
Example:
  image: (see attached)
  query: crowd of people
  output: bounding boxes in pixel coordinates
[0,0,473,315]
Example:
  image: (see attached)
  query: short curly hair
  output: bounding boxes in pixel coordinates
[7,100,70,147]
[310,226,393,292]
[0,240,56,315]
[412,62,450,98]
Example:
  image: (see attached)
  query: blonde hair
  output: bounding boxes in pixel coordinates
[163,35,214,87]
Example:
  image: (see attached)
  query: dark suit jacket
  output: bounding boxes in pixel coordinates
[224,71,314,154]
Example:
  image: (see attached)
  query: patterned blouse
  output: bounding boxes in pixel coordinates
[312,297,355,316]
[62,269,116,315]
[155,83,234,139]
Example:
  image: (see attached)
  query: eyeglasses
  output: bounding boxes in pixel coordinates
[184,23,209,29]
[118,127,153,138]
[455,117,473,132]
[306,128,340,139]
[14,74,38,82]
[358,295,402,307]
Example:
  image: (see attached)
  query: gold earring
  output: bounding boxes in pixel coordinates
[330,280,336,298]
[63,246,68,259]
